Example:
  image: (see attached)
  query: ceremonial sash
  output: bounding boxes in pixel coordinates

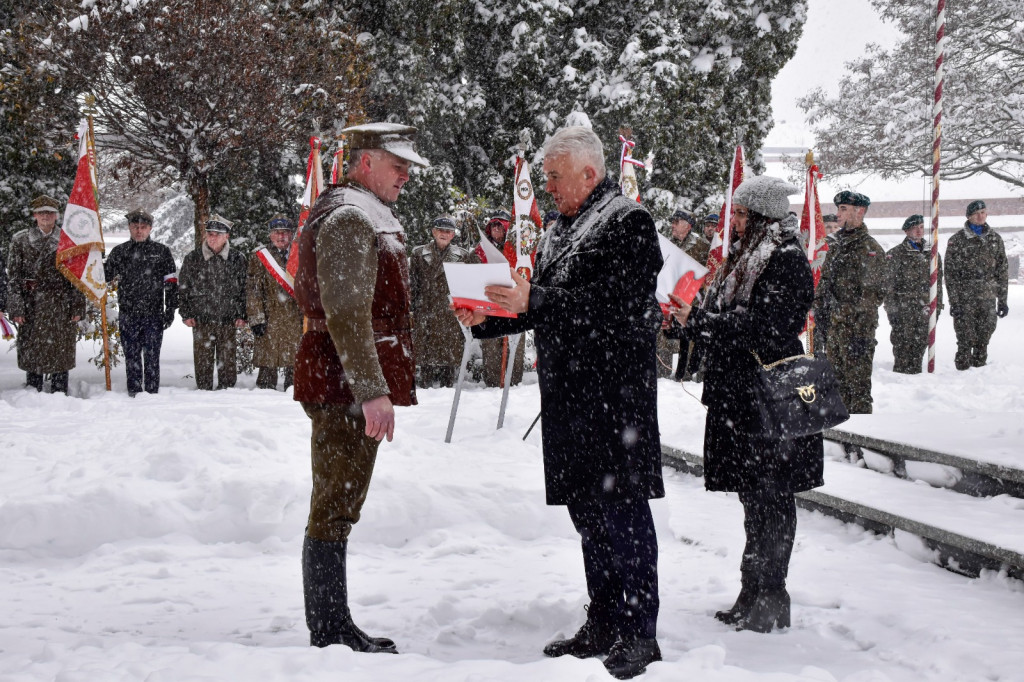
[256,247,295,297]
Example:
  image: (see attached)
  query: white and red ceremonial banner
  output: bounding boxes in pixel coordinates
[56,118,106,304]
[511,155,543,279]
[619,135,645,202]
[705,145,745,280]
[656,234,708,316]
[255,247,294,298]
[329,137,345,185]
[285,136,324,285]
[799,161,829,347]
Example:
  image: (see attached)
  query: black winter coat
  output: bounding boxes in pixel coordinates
[105,238,178,317]
[474,179,665,505]
[178,245,247,324]
[681,237,824,493]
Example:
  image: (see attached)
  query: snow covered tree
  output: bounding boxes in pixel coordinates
[798,0,1024,189]
[341,0,806,225]
[28,0,366,245]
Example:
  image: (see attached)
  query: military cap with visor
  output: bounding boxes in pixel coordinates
[432,215,459,234]
[267,214,295,231]
[833,190,871,208]
[486,209,512,225]
[342,122,430,167]
[125,208,154,225]
[29,195,60,213]
[205,214,234,233]
[703,213,719,224]
[670,209,694,225]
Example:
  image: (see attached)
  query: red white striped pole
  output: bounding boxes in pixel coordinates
[927,0,945,373]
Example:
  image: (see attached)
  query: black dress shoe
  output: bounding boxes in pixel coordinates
[311,617,398,653]
[735,587,790,633]
[715,581,758,625]
[603,637,662,680]
[543,617,616,659]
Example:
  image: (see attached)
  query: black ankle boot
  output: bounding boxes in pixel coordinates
[303,536,398,653]
[736,587,790,633]
[715,576,758,625]
[543,611,616,659]
[603,636,662,679]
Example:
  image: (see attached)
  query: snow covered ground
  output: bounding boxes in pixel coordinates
[2,289,1024,681]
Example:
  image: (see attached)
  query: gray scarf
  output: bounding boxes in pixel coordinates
[716,213,801,309]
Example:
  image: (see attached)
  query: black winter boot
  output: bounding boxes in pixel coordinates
[715,570,758,625]
[25,372,43,392]
[603,636,662,679]
[543,608,617,659]
[302,536,398,653]
[735,587,790,633]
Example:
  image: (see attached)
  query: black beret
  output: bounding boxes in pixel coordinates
[966,200,986,217]
[833,190,870,208]
[902,214,924,231]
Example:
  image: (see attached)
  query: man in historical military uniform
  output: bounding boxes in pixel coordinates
[410,214,478,388]
[246,215,303,390]
[702,213,719,242]
[945,200,1009,370]
[6,196,87,394]
[814,191,887,413]
[178,214,247,390]
[104,208,178,396]
[292,122,428,654]
[474,209,526,387]
[884,215,944,374]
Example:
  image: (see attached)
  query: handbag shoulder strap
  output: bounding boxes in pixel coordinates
[750,350,814,371]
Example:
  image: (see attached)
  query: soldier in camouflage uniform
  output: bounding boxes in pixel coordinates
[884,215,943,374]
[945,200,1008,370]
[814,192,887,413]
[410,215,478,388]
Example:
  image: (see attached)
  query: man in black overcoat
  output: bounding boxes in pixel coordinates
[454,126,664,680]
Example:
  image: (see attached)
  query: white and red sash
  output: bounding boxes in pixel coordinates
[255,248,295,297]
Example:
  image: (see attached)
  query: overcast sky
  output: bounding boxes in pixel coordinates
[765,0,1021,202]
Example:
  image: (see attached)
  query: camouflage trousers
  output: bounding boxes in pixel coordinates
[302,402,380,542]
[888,311,927,374]
[953,301,997,370]
[192,322,237,390]
[827,325,877,414]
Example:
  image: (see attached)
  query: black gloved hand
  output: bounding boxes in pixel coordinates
[163,310,176,330]
[251,323,267,337]
[997,302,1009,318]
[948,305,957,319]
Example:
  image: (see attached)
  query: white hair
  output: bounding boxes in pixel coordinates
[543,126,606,179]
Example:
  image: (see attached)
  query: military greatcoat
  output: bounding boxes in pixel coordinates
[246,245,303,368]
[5,225,87,373]
[410,240,477,367]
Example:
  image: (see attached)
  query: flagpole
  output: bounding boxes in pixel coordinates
[927,0,945,374]
[85,95,112,391]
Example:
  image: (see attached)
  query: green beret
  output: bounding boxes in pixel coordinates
[902,214,924,231]
[966,200,986,217]
[833,191,871,208]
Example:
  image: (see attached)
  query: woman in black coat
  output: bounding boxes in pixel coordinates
[670,175,824,633]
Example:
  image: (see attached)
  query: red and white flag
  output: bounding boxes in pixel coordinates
[56,118,106,304]
[656,234,708,316]
[285,136,324,287]
[619,135,645,203]
[329,138,345,184]
[705,145,745,280]
[511,155,543,279]
[800,163,829,287]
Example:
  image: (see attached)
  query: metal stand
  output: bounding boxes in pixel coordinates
[496,333,522,429]
[444,327,475,444]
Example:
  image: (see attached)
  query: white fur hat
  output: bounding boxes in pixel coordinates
[732,176,800,221]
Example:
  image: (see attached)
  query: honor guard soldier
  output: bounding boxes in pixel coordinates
[410,215,478,388]
[884,215,943,374]
[178,214,248,390]
[945,200,1008,369]
[814,191,887,413]
[246,215,303,390]
[104,208,178,395]
[292,122,428,654]
[6,196,86,394]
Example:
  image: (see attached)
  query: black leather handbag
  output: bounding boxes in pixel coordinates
[751,351,849,440]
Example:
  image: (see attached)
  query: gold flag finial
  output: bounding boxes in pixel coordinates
[805,149,815,167]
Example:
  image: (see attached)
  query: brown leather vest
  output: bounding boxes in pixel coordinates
[292,184,417,406]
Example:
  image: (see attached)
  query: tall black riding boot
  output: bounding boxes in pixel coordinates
[49,372,70,396]
[26,372,43,392]
[302,536,398,653]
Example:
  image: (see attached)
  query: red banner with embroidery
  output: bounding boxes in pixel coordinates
[285,137,323,288]
[705,145,745,281]
[511,155,542,279]
[56,119,106,304]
